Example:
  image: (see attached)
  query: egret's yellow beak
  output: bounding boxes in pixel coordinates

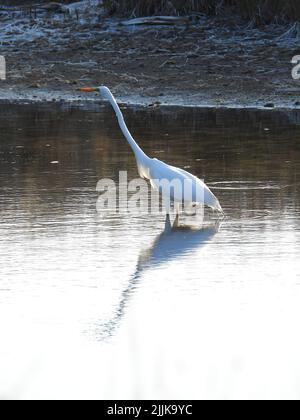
[79,87,98,92]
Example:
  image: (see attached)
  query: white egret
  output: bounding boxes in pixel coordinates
[80,86,223,215]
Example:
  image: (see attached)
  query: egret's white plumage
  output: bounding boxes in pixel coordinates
[83,86,223,214]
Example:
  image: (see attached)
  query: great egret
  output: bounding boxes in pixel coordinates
[80,86,223,215]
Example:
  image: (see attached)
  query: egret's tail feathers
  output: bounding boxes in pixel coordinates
[212,200,223,214]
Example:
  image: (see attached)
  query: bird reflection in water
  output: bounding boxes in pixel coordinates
[94,216,220,340]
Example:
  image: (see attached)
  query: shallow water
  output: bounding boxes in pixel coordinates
[0,102,299,399]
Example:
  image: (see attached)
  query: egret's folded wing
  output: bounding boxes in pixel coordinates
[148,158,222,211]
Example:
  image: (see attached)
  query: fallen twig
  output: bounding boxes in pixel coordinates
[121,16,189,26]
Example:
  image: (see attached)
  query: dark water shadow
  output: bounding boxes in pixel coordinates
[94,217,219,341]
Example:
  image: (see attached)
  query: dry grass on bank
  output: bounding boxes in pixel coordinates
[103,0,300,22]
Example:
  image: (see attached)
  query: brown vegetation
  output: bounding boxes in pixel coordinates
[103,0,300,22]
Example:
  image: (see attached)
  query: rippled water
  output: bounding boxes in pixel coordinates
[0,103,299,399]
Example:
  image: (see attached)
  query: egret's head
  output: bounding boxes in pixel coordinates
[79,86,111,99]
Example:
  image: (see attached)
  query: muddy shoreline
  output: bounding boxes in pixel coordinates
[1,91,300,112]
[1,2,300,109]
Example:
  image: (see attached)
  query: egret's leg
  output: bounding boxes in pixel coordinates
[165,204,174,231]
[164,213,172,231]
[173,213,180,228]
[165,202,171,217]
[173,202,180,228]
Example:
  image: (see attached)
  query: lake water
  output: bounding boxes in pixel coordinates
[0,102,299,400]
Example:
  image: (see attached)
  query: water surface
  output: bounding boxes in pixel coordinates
[0,103,299,399]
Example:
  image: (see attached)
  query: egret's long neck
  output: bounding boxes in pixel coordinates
[104,90,149,163]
